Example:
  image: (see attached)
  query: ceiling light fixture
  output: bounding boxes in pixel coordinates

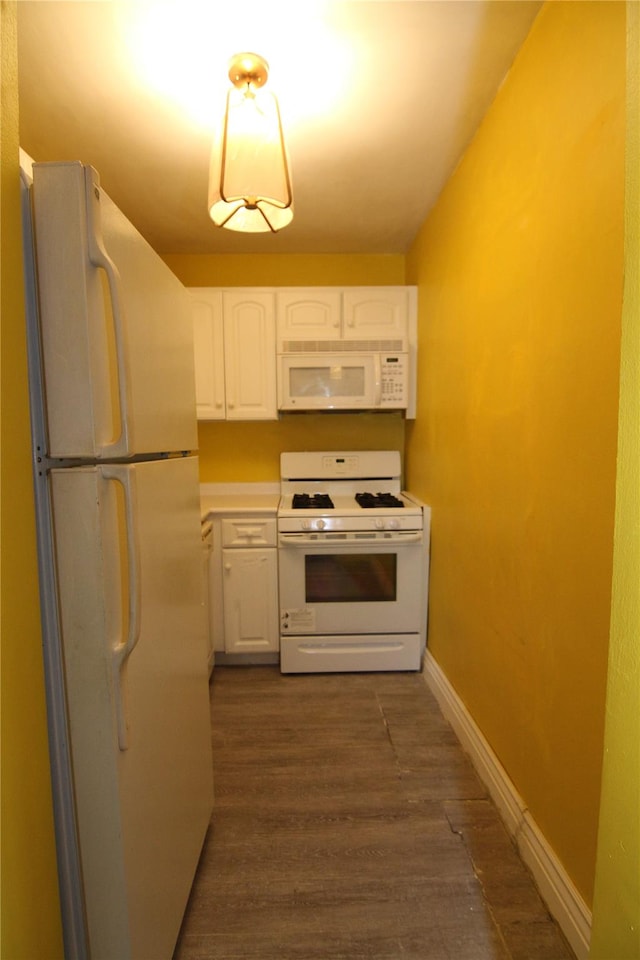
[208,52,293,233]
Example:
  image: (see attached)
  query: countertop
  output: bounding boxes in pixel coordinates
[200,483,280,520]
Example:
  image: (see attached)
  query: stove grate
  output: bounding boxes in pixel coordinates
[292,493,335,510]
[355,492,405,509]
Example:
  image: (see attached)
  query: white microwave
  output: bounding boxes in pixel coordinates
[277,351,409,411]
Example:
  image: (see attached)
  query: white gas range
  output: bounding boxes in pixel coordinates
[277,451,430,673]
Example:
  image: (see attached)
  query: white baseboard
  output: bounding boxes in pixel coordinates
[422,650,592,960]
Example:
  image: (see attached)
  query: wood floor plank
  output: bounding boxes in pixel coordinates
[173,667,575,960]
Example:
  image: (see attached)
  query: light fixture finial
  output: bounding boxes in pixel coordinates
[227,52,269,91]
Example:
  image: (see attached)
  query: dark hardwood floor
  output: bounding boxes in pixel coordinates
[173,667,575,960]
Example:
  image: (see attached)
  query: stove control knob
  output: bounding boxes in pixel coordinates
[375,518,385,530]
[301,520,312,531]
[388,518,400,530]
[316,518,326,530]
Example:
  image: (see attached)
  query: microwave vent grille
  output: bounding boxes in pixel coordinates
[280,339,405,354]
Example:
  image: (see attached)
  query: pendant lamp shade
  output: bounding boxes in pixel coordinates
[208,53,293,233]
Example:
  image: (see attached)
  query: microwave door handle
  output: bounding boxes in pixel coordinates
[373,354,382,405]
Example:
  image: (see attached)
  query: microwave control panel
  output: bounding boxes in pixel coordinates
[380,354,408,407]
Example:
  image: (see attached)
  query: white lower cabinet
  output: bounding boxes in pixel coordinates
[222,548,279,654]
[208,511,279,659]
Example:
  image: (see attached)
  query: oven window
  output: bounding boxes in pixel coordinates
[305,553,397,602]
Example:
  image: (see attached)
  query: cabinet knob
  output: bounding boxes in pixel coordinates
[224,562,232,572]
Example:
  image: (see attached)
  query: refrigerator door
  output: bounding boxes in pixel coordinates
[50,456,213,960]
[31,161,197,459]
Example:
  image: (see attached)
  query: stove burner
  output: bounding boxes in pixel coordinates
[355,492,405,509]
[292,493,334,510]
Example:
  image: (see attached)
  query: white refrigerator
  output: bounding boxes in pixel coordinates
[20,157,214,960]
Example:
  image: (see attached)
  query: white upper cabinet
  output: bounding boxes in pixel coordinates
[276,287,410,345]
[191,285,417,420]
[342,288,409,340]
[276,289,342,341]
[223,291,277,420]
[192,290,225,420]
[190,289,277,421]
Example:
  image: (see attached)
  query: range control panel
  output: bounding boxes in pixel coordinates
[282,450,402,483]
[321,455,360,474]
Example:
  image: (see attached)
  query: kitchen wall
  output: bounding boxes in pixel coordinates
[405,0,624,914]
[163,254,408,482]
[590,3,640,954]
[0,3,64,957]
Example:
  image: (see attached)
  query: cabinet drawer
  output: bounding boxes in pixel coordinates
[221,517,277,548]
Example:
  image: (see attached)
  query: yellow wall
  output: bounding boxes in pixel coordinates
[162,253,405,289]
[590,4,640,955]
[0,3,64,956]
[164,254,408,482]
[195,415,405,483]
[405,0,624,907]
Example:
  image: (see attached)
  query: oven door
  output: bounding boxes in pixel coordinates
[278,530,424,636]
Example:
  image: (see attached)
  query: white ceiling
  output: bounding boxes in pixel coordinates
[17,1,542,256]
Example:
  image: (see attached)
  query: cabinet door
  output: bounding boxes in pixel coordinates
[342,287,408,339]
[276,288,342,342]
[191,290,226,420]
[223,292,277,419]
[222,548,278,653]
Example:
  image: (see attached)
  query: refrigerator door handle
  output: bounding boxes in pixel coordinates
[85,169,132,458]
[103,465,141,750]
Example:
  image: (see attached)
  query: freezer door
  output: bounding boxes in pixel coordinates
[50,456,212,960]
[32,161,197,458]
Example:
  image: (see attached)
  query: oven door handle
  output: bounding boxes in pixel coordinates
[278,531,423,547]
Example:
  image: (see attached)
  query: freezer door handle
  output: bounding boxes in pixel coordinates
[85,168,132,458]
[103,465,141,750]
